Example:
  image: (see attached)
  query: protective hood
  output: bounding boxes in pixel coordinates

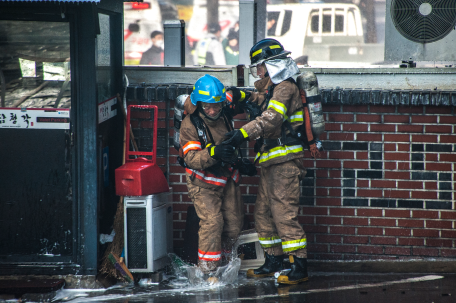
[264,58,300,84]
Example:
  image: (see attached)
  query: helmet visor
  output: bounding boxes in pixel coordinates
[250,63,265,78]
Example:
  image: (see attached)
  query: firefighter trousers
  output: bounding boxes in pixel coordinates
[254,159,307,258]
[188,178,244,273]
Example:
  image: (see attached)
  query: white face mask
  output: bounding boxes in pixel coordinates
[155,39,164,48]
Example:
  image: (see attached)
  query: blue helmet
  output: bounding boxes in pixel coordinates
[190,74,226,106]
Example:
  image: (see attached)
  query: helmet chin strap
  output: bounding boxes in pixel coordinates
[199,106,223,121]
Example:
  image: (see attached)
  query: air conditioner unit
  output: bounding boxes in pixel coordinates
[385,0,456,61]
[124,190,173,273]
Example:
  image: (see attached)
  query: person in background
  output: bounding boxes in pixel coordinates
[193,23,226,65]
[223,29,239,65]
[140,30,164,65]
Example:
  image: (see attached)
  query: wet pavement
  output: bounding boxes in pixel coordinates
[29,272,454,303]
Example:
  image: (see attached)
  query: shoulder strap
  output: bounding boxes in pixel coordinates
[189,113,207,147]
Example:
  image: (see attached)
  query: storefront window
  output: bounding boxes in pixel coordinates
[0,21,71,108]
[96,13,114,104]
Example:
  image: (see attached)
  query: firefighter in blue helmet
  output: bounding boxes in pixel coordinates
[178,74,244,284]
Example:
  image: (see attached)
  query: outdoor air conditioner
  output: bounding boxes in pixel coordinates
[124,190,173,273]
[384,0,456,61]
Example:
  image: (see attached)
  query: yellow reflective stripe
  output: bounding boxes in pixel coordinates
[206,143,212,148]
[288,111,303,123]
[270,45,281,50]
[259,145,303,163]
[258,236,282,248]
[239,91,246,102]
[282,239,307,252]
[199,90,210,96]
[240,128,249,138]
[268,100,287,116]
[222,88,225,93]
[251,49,262,58]
[254,152,260,162]
[209,146,215,156]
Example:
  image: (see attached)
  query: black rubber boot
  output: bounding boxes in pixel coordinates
[246,253,284,278]
[277,255,308,284]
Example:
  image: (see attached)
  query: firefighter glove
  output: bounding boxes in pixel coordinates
[209,143,236,161]
[223,129,248,148]
[226,86,251,103]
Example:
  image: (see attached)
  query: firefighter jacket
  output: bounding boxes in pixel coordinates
[241,76,305,167]
[180,104,240,190]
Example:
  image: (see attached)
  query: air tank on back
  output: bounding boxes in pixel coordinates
[173,94,188,150]
[296,71,325,144]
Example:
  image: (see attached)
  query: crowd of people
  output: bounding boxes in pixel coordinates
[140,22,239,66]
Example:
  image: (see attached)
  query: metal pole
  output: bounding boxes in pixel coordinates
[164,20,186,67]
[239,0,266,65]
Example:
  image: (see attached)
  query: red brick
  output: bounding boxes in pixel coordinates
[440,135,456,143]
[330,245,356,253]
[242,177,260,185]
[411,115,437,124]
[358,227,383,235]
[371,218,396,227]
[383,189,410,199]
[412,248,439,257]
[440,249,456,257]
[371,180,396,188]
[343,105,368,113]
[385,228,411,236]
[411,135,438,143]
[439,116,456,124]
[371,124,396,132]
[316,188,328,196]
[384,162,396,170]
[344,217,368,226]
[315,197,342,206]
[397,181,423,189]
[325,123,341,131]
[398,125,423,133]
[384,134,410,142]
[315,170,328,178]
[316,179,340,187]
[427,239,452,247]
[329,133,355,141]
[357,133,382,141]
[426,125,452,133]
[316,235,342,243]
[343,161,369,169]
[412,210,439,219]
[357,245,383,254]
[329,170,341,178]
[357,180,369,187]
[317,217,341,225]
[426,220,452,229]
[328,151,354,159]
[411,191,437,199]
[397,219,424,228]
[173,221,186,229]
[384,152,410,161]
[298,216,314,224]
[330,226,356,234]
[397,144,410,152]
[426,163,452,171]
[357,114,381,122]
[384,143,396,151]
[357,189,382,198]
[305,225,329,233]
[384,115,409,123]
[131,111,151,119]
[413,229,439,237]
[397,106,423,114]
[330,208,355,216]
[385,209,410,218]
[398,238,424,246]
[323,105,341,112]
[442,230,456,238]
[344,236,369,244]
[441,212,456,220]
[397,162,410,170]
[426,107,449,114]
[357,209,382,217]
[316,160,342,168]
[370,105,396,113]
[343,124,368,132]
[356,152,368,160]
[371,237,396,245]
[441,154,456,162]
[328,114,354,122]
[385,247,410,255]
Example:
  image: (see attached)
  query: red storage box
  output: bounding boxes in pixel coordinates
[115,105,169,196]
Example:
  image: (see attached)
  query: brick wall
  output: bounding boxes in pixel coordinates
[126,83,456,261]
